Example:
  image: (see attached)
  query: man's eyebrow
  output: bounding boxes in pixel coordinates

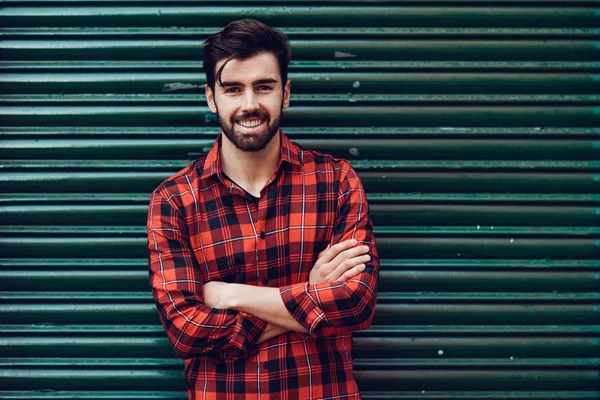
[220,81,243,88]
[253,78,278,85]
[220,78,278,88]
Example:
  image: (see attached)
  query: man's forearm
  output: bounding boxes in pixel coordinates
[257,323,290,344]
[226,284,308,334]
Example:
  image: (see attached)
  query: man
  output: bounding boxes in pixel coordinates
[147,19,379,399]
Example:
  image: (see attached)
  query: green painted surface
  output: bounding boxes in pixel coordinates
[0,1,599,399]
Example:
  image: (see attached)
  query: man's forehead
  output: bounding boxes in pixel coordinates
[216,53,281,84]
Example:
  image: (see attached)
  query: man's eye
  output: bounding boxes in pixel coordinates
[257,85,272,91]
[225,87,240,93]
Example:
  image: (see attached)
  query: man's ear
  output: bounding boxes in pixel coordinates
[205,84,218,114]
[282,79,291,109]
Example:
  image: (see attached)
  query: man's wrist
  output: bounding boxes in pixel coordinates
[225,283,241,310]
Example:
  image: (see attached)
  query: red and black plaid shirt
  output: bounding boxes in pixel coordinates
[147,131,379,399]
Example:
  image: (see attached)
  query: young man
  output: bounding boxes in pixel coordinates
[147,19,379,399]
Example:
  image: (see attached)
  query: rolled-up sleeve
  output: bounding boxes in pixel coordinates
[148,189,266,359]
[280,163,379,336]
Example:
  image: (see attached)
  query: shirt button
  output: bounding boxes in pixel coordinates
[263,362,268,370]
[259,231,266,239]
[261,278,269,286]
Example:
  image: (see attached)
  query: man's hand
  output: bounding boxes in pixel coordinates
[309,239,371,285]
[203,281,232,309]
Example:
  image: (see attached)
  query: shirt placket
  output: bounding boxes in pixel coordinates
[252,191,271,398]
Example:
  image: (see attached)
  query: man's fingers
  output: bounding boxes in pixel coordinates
[329,245,369,270]
[319,239,356,263]
[317,244,331,259]
[336,264,366,283]
[328,254,371,282]
[311,240,369,285]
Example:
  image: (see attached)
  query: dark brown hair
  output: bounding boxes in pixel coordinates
[203,19,291,92]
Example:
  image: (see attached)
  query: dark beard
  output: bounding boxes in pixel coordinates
[217,108,281,153]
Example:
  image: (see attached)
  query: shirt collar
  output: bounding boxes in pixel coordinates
[200,130,301,180]
[279,130,302,167]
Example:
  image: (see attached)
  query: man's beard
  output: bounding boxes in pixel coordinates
[217,107,281,153]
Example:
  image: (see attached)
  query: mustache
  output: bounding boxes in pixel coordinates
[234,110,269,122]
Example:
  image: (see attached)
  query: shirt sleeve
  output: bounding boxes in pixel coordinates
[147,188,267,360]
[279,162,379,336]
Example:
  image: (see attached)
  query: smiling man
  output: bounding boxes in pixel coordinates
[147,19,379,400]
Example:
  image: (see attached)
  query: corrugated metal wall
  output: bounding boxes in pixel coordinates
[1,1,599,399]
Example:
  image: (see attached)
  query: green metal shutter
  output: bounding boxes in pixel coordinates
[1,1,599,399]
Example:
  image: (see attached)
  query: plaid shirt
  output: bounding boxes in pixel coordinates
[147,131,379,400]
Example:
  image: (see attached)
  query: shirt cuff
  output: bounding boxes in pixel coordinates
[228,311,268,355]
[280,282,327,335]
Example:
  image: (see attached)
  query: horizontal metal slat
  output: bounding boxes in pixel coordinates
[2,193,598,205]
[1,390,598,400]
[375,237,600,259]
[3,72,600,94]
[2,335,598,359]
[0,369,184,391]
[379,270,600,292]
[1,258,597,271]
[2,202,598,226]
[0,271,146,292]
[362,358,600,368]
[3,0,599,3]
[372,207,600,226]
[1,235,600,259]
[0,358,180,368]
[4,291,600,302]
[1,7,597,28]
[1,302,597,325]
[353,339,600,358]
[3,324,599,336]
[371,206,600,227]
[0,367,596,391]
[378,259,600,270]
[2,357,599,369]
[2,27,599,39]
[3,160,599,172]
[0,390,599,400]
[3,138,599,160]
[3,269,597,293]
[2,60,599,72]
[2,40,598,61]
[2,226,599,237]
[0,258,149,271]
[5,94,600,104]
[2,105,598,127]
[2,172,598,194]
[0,337,177,358]
[0,392,182,400]
[353,370,600,391]
[2,126,598,138]
[2,330,598,358]
[373,303,599,325]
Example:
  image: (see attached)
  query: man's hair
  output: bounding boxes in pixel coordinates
[203,19,291,92]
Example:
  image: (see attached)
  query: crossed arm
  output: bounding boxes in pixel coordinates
[201,240,372,343]
[205,284,306,342]
[148,164,379,359]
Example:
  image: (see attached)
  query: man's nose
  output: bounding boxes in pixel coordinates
[241,91,259,112]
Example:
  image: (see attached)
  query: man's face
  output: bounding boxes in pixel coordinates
[206,52,291,152]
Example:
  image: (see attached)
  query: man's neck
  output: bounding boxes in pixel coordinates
[220,131,281,197]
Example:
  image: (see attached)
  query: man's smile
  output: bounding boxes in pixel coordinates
[236,116,266,131]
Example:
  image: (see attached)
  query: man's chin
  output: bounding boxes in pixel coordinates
[225,127,278,152]
[227,136,265,152]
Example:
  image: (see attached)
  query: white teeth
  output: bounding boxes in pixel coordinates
[237,119,262,128]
